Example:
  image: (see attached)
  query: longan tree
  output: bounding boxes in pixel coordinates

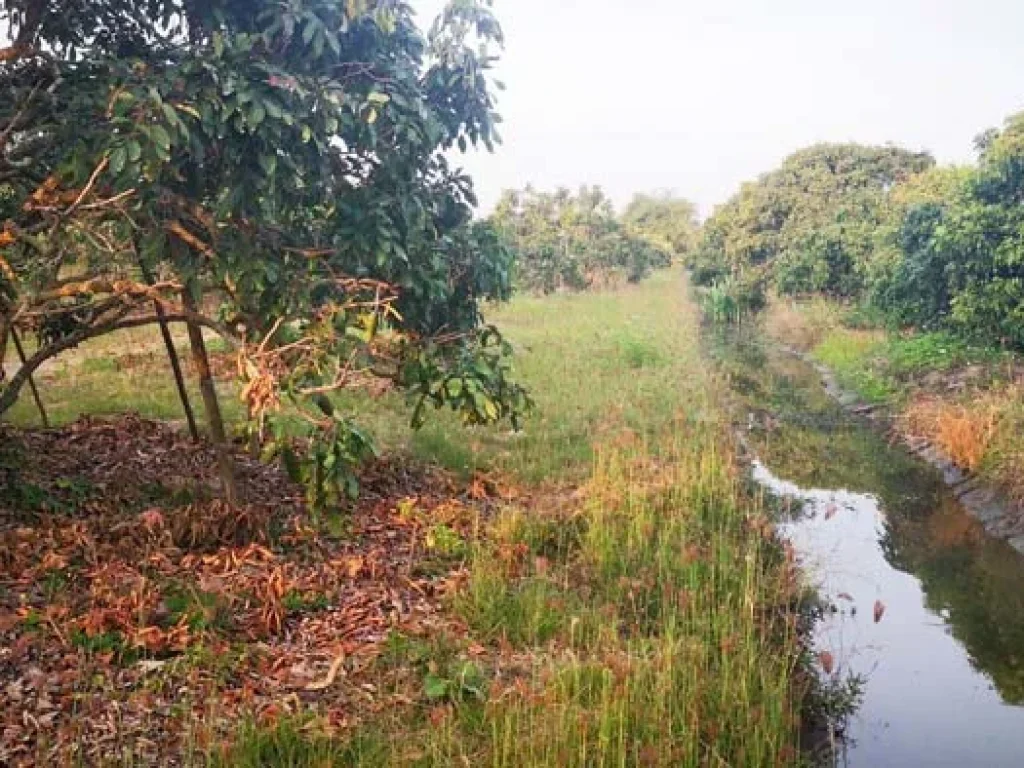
[0,0,530,508]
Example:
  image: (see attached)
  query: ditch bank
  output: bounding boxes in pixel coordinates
[789,346,1024,555]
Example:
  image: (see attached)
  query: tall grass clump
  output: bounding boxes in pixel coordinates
[698,274,767,326]
[439,428,805,767]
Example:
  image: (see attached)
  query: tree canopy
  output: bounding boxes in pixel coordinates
[871,113,1024,346]
[691,143,934,298]
[694,115,1024,351]
[491,185,672,294]
[0,0,530,506]
[620,192,698,261]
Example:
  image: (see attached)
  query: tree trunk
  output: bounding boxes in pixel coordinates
[11,328,49,428]
[182,287,238,505]
[0,312,8,384]
[138,260,199,441]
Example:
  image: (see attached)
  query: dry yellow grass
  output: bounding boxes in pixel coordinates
[904,396,1002,473]
[904,383,1024,504]
[986,386,1024,503]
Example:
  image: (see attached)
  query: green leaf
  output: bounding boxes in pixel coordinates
[109,146,127,176]
[445,379,463,398]
[263,99,283,120]
[302,18,318,46]
[281,446,303,484]
[483,400,499,420]
[326,31,340,57]
[161,103,178,127]
[150,124,172,152]
[423,674,449,701]
[249,102,266,127]
[259,152,278,176]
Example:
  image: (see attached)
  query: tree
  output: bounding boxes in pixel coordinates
[868,112,1024,346]
[491,185,670,293]
[938,113,1024,347]
[620,192,698,261]
[0,0,530,508]
[691,143,934,297]
[864,165,971,324]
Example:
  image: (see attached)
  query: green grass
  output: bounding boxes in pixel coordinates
[811,330,896,403]
[883,331,1007,378]
[329,270,714,484]
[220,430,804,767]
[213,272,806,767]
[7,272,706,485]
[810,326,1014,405]
[5,325,244,430]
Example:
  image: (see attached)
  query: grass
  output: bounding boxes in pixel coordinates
[811,330,895,404]
[8,273,707,486]
[4,271,812,765]
[6,324,244,430]
[766,300,1015,406]
[454,440,801,768]
[221,438,805,767]
[213,272,808,766]
[329,271,714,484]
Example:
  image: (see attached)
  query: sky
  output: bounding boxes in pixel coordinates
[415,0,1024,216]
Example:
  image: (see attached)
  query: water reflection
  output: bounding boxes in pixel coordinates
[706,329,1024,766]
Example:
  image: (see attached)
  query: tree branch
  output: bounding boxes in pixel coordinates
[0,309,240,417]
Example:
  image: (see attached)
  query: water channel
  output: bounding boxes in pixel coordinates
[706,328,1024,767]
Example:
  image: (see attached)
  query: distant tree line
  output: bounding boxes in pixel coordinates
[690,111,1024,349]
[490,186,697,293]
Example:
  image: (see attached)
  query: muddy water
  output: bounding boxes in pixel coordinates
[707,329,1024,767]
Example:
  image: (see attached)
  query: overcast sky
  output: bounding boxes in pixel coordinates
[416,0,1024,215]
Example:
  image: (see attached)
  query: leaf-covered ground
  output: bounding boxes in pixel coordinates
[0,415,501,766]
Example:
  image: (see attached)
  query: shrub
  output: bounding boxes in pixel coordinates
[699,274,767,325]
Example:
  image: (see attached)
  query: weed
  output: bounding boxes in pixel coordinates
[617,335,664,369]
[424,523,467,559]
[70,628,139,663]
[282,590,330,615]
[841,302,890,331]
[164,585,231,633]
[812,330,895,403]
[455,557,568,647]
[80,356,119,375]
[212,717,385,768]
[884,331,1003,379]
[423,660,487,703]
[42,569,69,601]
[765,298,841,351]
[905,397,1001,472]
